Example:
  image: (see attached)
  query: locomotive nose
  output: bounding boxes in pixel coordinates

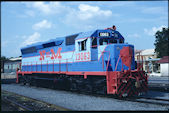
[120,46,133,70]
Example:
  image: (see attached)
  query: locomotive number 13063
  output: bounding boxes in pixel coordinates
[76,52,90,61]
[99,32,110,37]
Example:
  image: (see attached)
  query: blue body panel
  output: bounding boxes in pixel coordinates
[21,29,135,72]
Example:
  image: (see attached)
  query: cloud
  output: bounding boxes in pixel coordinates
[65,1,136,8]
[127,33,140,38]
[25,10,35,17]
[141,6,167,15]
[22,32,41,46]
[77,4,112,20]
[21,2,114,31]
[32,2,51,14]
[32,20,52,30]
[144,25,167,36]
[22,2,64,15]
[62,4,114,31]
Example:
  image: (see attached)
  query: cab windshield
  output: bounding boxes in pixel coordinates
[99,38,123,45]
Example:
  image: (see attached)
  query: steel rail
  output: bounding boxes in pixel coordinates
[124,97,169,106]
[2,90,71,111]
[67,88,169,106]
[64,88,169,106]
[137,97,169,102]
[3,97,33,111]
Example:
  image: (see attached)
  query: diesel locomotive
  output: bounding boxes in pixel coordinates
[17,27,148,97]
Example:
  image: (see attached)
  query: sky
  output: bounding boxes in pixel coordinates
[1,1,168,58]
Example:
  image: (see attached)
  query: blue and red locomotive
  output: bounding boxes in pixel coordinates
[17,27,148,97]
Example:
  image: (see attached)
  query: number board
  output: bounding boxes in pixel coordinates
[99,32,110,37]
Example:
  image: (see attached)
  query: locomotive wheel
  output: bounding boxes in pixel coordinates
[31,78,37,87]
[85,84,92,93]
[20,77,26,86]
[25,76,32,86]
[70,82,78,91]
[25,81,31,86]
[64,79,71,90]
[102,86,107,94]
[53,82,58,89]
[21,82,26,86]
[96,86,107,95]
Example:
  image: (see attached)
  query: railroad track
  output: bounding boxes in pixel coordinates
[1,90,71,111]
[121,97,169,106]
[68,88,169,106]
[24,84,169,107]
[3,97,33,111]
[87,93,169,106]
[68,89,169,106]
[3,83,168,109]
[94,93,169,106]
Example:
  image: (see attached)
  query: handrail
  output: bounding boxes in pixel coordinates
[36,62,37,72]
[41,61,42,72]
[137,55,144,71]
[47,61,48,72]
[53,60,54,72]
[115,55,121,71]
[106,51,111,71]
[59,60,61,72]
[101,50,111,71]
[31,62,32,72]
[66,59,68,72]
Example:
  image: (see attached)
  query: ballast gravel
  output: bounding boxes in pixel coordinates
[1,84,169,110]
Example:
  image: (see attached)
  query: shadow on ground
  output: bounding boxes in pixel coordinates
[1,79,16,84]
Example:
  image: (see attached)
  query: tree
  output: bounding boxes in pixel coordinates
[1,56,9,73]
[154,27,169,58]
[1,56,8,61]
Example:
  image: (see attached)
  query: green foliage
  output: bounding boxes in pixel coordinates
[154,27,169,58]
[1,56,9,61]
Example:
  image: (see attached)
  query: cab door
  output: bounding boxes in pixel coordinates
[91,37,98,61]
[75,38,91,62]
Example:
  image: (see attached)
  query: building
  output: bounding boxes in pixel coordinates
[135,49,157,60]
[157,56,169,76]
[135,49,160,73]
[3,57,22,74]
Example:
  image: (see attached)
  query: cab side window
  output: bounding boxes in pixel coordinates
[92,37,97,48]
[79,39,87,51]
[109,39,117,44]
[119,39,124,43]
[99,38,108,45]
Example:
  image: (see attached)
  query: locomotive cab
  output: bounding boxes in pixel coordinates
[95,29,136,72]
[74,29,125,62]
[98,29,125,45]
